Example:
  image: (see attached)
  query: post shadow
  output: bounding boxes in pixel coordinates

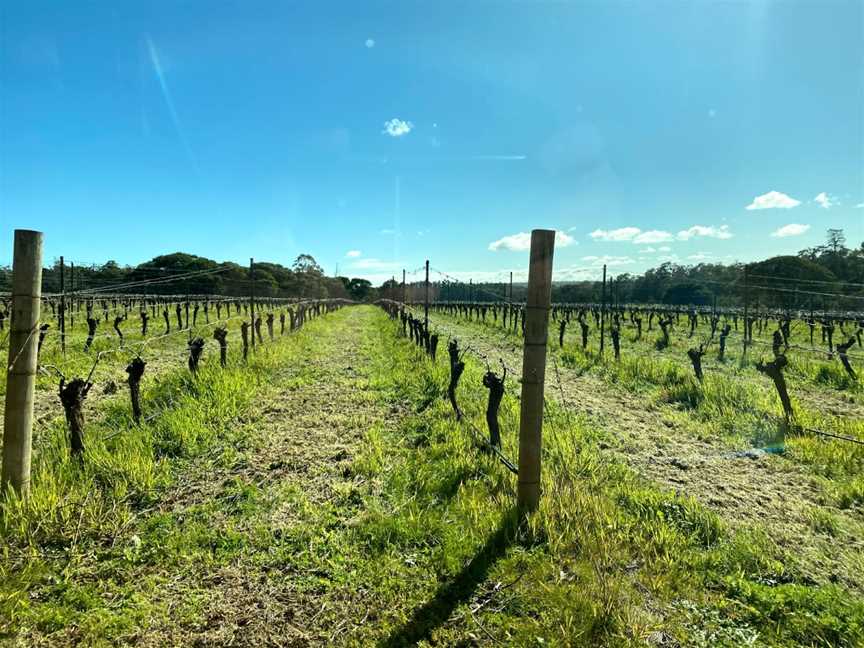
[378,508,520,647]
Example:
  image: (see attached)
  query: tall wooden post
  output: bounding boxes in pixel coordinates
[59,255,66,355]
[517,229,555,515]
[249,257,255,349]
[509,271,513,302]
[402,269,406,304]
[2,230,44,496]
[742,265,749,351]
[70,261,75,325]
[599,264,607,354]
[424,260,430,330]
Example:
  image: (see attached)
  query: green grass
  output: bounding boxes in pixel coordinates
[433,309,864,504]
[2,306,863,646]
[343,313,864,646]
[0,308,337,643]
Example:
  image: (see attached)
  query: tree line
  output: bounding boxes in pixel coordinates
[383,229,864,311]
[0,252,378,302]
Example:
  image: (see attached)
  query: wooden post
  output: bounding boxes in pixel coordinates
[59,255,66,355]
[249,257,255,349]
[509,271,513,302]
[600,264,607,354]
[517,229,555,515]
[70,262,75,327]
[2,230,44,496]
[742,265,749,352]
[402,269,406,304]
[424,260,429,331]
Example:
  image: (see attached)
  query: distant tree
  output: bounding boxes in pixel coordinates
[663,282,712,306]
[344,278,372,301]
[292,254,323,276]
[826,228,847,255]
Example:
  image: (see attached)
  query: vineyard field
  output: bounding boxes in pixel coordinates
[2,300,863,646]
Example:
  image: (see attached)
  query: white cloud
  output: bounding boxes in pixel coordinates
[587,227,674,244]
[579,255,634,267]
[382,118,413,137]
[350,258,403,271]
[488,230,575,252]
[771,223,811,238]
[855,202,864,209]
[676,225,733,241]
[687,253,712,261]
[814,192,837,209]
[658,246,672,252]
[365,38,375,48]
[589,227,641,242]
[634,230,674,244]
[746,190,801,210]
[380,228,399,236]
[658,254,680,263]
[345,250,361,258]
[639,247,656,254]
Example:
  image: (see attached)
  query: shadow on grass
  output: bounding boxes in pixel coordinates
[378,508,520,647]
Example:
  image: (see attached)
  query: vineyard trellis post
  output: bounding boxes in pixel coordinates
[60,255,66,355]
[509,271,513,302]
[600,264,607,354]
[743,265,749,353]
[517,229,555,515]
[424,260,430,331]
[2,229,44,497]
[402,268,406,304]
[70,262,75,329]
[250,257,255,350]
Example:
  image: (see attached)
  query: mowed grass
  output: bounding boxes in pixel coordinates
[429,308,864,512]
[326,311,863,646]
[0,306,333,643]
[2,306,862,646]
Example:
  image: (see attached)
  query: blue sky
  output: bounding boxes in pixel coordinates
[1,1,862,284]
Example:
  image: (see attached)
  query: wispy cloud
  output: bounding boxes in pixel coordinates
[345,250,362,258]
[634,230,674,244]
[146,34,201,177]
[814,192,837,209]
[676,225,733,241]
[365,38,375,48]
[746,190,801,210]
[588,227,675,244]
[580,255,634,267]
[382,118,413,137]
[488,231,575,252]
[771,223,811,238]
[469,155,527,161]
[855,203,864,209]
[687,253,712,261]
[350,258,403,271]
[380,228,399,236]
[589,227,641,242]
